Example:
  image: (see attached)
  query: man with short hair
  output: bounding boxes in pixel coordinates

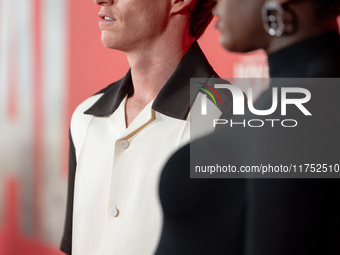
[60,0,229,254]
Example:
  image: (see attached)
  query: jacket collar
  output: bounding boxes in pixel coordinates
[84,41,217,120]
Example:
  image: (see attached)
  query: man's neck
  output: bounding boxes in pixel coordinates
[124,33,195,127]
[127,36,195,101]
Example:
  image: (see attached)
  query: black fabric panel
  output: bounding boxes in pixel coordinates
[60,130,76,255]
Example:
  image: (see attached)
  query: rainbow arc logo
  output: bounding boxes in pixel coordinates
[197,82,223,107]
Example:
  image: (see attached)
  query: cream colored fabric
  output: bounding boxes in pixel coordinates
[71,93,221,255]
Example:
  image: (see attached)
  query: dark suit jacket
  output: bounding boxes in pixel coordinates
[155,31,340,255]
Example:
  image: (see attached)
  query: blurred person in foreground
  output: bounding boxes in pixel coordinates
[156,0,340,254]
[60,0,234,254]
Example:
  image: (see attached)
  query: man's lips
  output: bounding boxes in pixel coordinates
[98,12,116,24]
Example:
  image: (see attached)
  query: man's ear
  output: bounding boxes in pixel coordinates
[170,0,197,15]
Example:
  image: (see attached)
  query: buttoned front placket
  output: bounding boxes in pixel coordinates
[106,97,156,217]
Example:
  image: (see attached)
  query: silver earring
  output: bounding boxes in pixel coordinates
[261,1,285,37]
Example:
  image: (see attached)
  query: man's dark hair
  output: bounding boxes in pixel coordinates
[189,0,217,39]
[310,0,340,17]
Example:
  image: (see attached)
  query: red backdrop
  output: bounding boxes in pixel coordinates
[0,1,337,254]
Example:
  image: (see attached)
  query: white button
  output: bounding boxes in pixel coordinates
[111,207,119,217]
[120,140,129,149]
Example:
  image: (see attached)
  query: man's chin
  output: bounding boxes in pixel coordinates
[101,38,130,52]
[101,34,118,49]
[101,40,119,50]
